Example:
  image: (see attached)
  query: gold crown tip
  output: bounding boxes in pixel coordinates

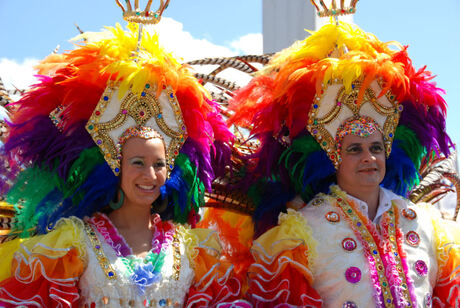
[116,0,170,25]
[310,0,358,18]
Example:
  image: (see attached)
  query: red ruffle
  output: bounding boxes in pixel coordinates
[246,245,322,307]
[0,247,82,307]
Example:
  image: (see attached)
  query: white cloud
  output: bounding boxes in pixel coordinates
[154,17,238,61]
[0,58,39,99]
[229,33,263,55]
[0,18,263,97]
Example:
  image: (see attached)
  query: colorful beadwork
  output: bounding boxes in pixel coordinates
[49,105,66,132]
[86,83,188,176]
[306,79,400,168]
[342,237,357,252]
[405,231,420,247]
[414,260,428,277]
[402,208,417,220]
[85,213,181,293]
[342,301,358,308]
[345,266,361,283]
[331,186,416,307]
[424,293,432,307]
[84,223,118,280]
[380,205,416,305]
[325,211,340,223]
[117,126,165,162]
[311,197,324,206]
[336,116,382,158]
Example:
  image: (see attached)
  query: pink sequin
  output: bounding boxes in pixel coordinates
[414,260,428,277]
[405,231,420,247]
[345,267,361,283]
[342,238,357,251]
[342,301,357,308]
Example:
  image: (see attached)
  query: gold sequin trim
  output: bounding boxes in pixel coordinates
[382,204,414,305]
[333,195,394,307]
[172,233,181,280]
[86,82,187,175]
[84,222,117,280]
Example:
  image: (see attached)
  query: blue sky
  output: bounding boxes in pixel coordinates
[1,0,459,150]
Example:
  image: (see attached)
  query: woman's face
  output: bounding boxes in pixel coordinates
[120,137,167,208]
[336,131,386,195]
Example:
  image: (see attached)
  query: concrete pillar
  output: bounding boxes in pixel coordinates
[263,0,353,53]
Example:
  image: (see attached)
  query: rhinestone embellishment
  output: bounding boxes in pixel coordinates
[424,293,432,307]
[345,266,361,283]
[326,211,340,223]
[342,237,357,251]
[414,260,428,277]
[405,231,420,247]
[342,301,358,308]
[402,208,417,220]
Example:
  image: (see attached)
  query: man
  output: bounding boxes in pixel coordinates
[229,20,459,307]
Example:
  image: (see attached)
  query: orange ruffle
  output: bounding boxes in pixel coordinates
[186,247,243,307]
[0,247,83,307]
[247,244,322,307]
[431,218,460,307]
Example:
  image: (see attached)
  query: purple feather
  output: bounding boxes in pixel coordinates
[4,116,93,180]
[211,139,232,179]
[399,101,453,155]
[180,138,214,191]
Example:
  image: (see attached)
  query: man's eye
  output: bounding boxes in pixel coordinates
[346,146,361,153]
[371,145,384,153]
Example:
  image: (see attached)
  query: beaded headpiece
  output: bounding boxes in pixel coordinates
[229,2,451,224]
[86,81,186,175]
[118,126,165,153]
[335,116,382,161]
[307,79,401,168]
[1,0,233,235]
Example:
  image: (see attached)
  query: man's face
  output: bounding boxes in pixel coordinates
[336,131,386,194]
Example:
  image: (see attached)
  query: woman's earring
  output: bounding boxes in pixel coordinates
[109,189,124,210]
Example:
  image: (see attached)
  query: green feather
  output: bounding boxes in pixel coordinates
[394,125,426,172]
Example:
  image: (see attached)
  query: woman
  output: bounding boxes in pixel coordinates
[229,19,460,307]
[0,23,241,307]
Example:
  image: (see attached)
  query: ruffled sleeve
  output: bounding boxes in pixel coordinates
[184,226,246,307]
[427,207,460,307]
[0,217,86,307]
[246,209,323,307]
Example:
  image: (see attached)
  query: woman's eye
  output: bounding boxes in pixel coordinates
[130,159,144,166]
[154,161,166,169]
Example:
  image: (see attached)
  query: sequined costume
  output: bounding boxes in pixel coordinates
[0,21,241,307]
[0,213,239,307]
[228,14,459,308]
[247,186,459,307]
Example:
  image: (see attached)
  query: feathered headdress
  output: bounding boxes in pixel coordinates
[1,23,232,237]
[229,22,452,229]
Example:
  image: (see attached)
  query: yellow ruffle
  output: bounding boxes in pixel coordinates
[419,203,460,277]
[253,209,317,267]
[0,217,86,281]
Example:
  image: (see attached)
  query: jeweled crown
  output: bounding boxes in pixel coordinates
[310,0,359,17]
[115,0,170,24]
